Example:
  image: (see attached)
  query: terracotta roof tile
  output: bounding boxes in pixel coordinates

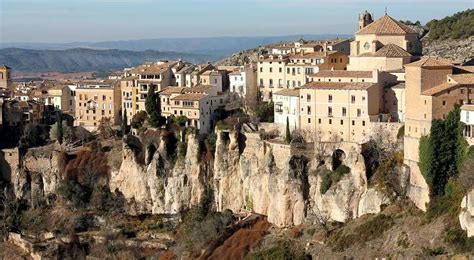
[449,74,474,85]
[405,56,454,68]
[171,93,207,101]
[359,44,411,57]
[422,82,459,96]
[302,82,376,90]
[311,70,373,78]
[274,88,300,97]
[356,15,418,35]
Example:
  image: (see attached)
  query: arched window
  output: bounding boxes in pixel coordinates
[363,42,370,50]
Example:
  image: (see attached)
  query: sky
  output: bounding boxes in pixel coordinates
[0,0,472,43]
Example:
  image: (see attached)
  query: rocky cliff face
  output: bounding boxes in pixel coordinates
[1,130,412,227]
[460,189,474,237]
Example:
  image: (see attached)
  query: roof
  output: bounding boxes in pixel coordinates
[461,104,474,112]
[358,44,411,57]
[0,65,11,70]
[159,86,186,95]
[449,74,474,84]
[274,88,300,97]
[421,82,458,96]
[311,70,373,78]
[121,75,139,81]
[171,93,207,101]
[385,82,405,89]
[302,82,376,91]
[356,15,418,35]
[405,56,454,68]
[130,63,172,75]
[185,84,214,94]
[289,51,339,59]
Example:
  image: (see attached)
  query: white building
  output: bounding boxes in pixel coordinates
[461,104,474,145]
[273,88,300,131]
[229,65,257,100]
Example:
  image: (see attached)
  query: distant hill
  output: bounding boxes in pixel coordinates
[425,9,473,41]
[0,48,215,73]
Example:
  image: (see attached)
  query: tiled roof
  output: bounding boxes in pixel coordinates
[359,44,411,57]
[422,82,458,96]
[171,93,207,101]
[461,104,474,112]
[159,86,186,95]
[311,70,373,78]
[405,56,454,68]
[302,82,376,91]
[274,88,300,97]
[289,51,338,59]
[449,74,474,85]
[185,84,214,94]
[0,65,11,69]
[356,15,418,35]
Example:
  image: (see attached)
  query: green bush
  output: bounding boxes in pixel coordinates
[443,228,474,252]
[320,173,332,194]
[246,244,292,260]
[426,9,474,40]
[173,116,188,127]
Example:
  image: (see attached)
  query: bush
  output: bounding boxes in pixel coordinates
[58,180,92,208]
[320,173,332,194]
[74,214,95,232]
[22,123,49,147]
[246,244,292,260]
[178,142,187,158]
[426,9,474,40]
[443,228,474,252]
[131,111,148,129]
[320,165,350,195]
[421,246,447,256]
[173,115,188,127]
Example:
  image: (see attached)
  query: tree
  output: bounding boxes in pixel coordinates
[98,117,114,138]
[121,109,129,136]
[145,85,163,128]
[57,114,64,144]
[22,123,48,147]
[50,120,69,143]
[285,117,291,144]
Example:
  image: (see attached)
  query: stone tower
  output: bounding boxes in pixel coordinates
[0,65,11,89]
[358,11,373,30]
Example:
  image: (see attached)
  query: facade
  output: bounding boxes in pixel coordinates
[159,85,226,134]
[299,81,381,143]
[403,57,473,207]
[274,88,300,131]
[461,104,474,146]
[45,85,70,112]
[348,14,420,72]
[229,65,257,100]
[257,51,350,101]
[3,100,44,127]
[0,65,12,89]
[383,82,406,122]
[74,81,121,131]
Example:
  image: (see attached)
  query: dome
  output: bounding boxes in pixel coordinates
[361,10,373,21]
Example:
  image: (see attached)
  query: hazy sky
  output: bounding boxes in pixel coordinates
[0,0,471,43]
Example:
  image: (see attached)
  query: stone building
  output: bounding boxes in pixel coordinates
[2,100,44,127]
[0,65,12,89]
[348,13,421,72]
[74,81,121,131]
[403,57,474,210]
[273,88,300,131]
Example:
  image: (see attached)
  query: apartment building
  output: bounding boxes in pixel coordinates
[257,50,349,101]
[3,100,44,127]
[159,84,226,133]
[348,13,420,71]
[461,104,474,146]
[403,57,474,201]
[45,85,70,112]
[0,65,11,89]
[229,64,257,100]
[274,88,300,131]
[75,81,121,131]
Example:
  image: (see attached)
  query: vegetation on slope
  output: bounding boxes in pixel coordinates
[425,9,474,40]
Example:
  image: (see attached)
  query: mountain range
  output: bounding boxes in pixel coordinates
[0,34,350,73]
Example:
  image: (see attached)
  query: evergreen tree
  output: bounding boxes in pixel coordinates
[57,114,63,144]
[145,85,160,127]
[285,116,291,144]
[122,109,129,136]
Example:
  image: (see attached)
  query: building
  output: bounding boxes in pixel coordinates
[383,82,406,122]
[272,39,351,55]
[3,100,44,127]
[45,85,70,112]
[229,64,257,100]
[200,69,228,91]
[159,85,227,133]
[348,13,421,71]
[461,104,474,146]
[403,57,474,210]
[257,50,350,101]
[0,65,12,89]
[299,81,382,143]
[74,81,121,131]
[273,88,300,131]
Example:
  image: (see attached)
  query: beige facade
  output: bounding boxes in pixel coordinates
[348,14,420,72]
[75,82,121,131]
[45,85,70,112]
[403,57,474,210]
[0,65,12,89]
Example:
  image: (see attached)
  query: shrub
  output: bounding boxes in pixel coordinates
[74,214,95,232]
[173,116,188,127]
[421,246,447,256]
[246,244,292,260]
[320,173,332,194]
[22,123,49,147]
[131,111,148,129]
[58,180,91,208]
[178,142,187,158]
[320,165,350,195]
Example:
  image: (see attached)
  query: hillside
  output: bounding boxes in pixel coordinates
[0,48,215,73]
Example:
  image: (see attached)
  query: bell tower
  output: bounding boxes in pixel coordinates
[358,11,373,30]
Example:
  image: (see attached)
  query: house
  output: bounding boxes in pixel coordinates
[74,81,121,131]
[0,65,12,89]
[3,100,44,127]
[461,104,474,146]
[229,64,257,101]
[274,88,300,131]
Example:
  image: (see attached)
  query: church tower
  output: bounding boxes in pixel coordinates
[358,10,373,30]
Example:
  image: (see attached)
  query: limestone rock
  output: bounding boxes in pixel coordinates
[459,189,474,237]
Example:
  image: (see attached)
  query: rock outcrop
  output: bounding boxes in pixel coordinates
[459,189,474,237]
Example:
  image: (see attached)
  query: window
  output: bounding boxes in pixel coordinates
[307,106,311,115]
[279,68,282,73]
[287,68,290,74]
[351,95,355,103]
[329,119,332,124]
[306,94,311,101]
[363,42,370,50]
[259,79,264,86]
[260,68,263,72]
[269,79,273,87]
[308,118,311,123]
[328,107,333,116]
[352,120,355,126]
[318,118,321,124]
[357,109,361,117]
[328,94,333,103]
[269,68,273,73]
[342,107,347,116]
[442,100,446,106]
[340,120,343,125]
[362,121,366,126]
